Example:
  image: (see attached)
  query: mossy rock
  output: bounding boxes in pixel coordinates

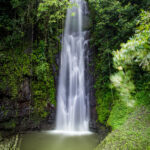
[0,134,20,150]
[96,106,150,150]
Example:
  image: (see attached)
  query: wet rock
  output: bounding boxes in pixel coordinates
[83,16,91,31]
[19,78,31,102]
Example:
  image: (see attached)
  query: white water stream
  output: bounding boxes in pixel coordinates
[56,0,90,132]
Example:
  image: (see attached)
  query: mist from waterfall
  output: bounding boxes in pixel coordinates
[56,0,90,132]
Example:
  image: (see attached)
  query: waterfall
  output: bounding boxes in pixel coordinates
[56,0,90,132]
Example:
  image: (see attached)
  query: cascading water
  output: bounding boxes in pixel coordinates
[56,0,90,132]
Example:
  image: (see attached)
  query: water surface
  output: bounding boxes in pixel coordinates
[20,131,98,150]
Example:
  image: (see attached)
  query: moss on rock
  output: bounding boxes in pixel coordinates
[96,106,150,150]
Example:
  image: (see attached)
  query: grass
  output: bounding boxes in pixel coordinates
[96,106,150,150]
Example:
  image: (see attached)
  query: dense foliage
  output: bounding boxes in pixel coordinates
[109,10,150,129]
[0,0,69,129]
[88,0,150,148]
[88,0,150,127]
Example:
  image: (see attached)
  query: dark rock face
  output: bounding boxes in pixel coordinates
[0,77,56,132]
[0,99,17,123]
[0,101,56,132]
[19,78,31,102]
[85,32,97,131]
[47,104,56,129]
[88,65,97,131]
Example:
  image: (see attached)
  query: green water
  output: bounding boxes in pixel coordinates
[20,131,98,150]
